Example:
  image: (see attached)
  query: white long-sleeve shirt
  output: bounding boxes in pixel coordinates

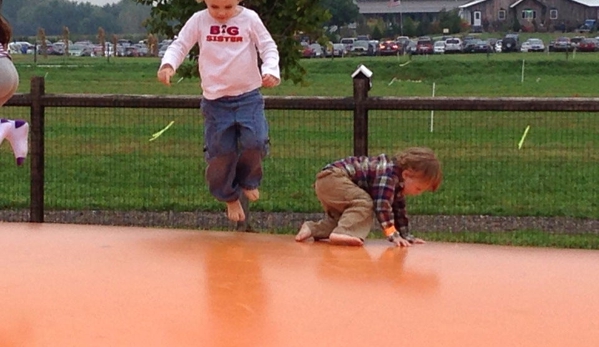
[160,7,280,100]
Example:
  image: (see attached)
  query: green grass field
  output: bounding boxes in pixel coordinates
[2,53,598,247]
[11,51,599,96]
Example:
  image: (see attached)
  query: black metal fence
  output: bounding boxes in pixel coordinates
[1,74,597,232]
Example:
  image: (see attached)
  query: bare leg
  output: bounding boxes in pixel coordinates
[235,194,255,232]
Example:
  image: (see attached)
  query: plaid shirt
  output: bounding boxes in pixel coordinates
[325,154,409,233]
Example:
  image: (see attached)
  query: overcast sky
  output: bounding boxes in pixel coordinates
[72,0,120,6]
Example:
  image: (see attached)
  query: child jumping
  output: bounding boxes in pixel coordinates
[157,0,280,222]
[0,13,29,166]
[296,147,442,247]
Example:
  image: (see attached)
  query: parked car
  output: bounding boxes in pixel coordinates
[395,36,410,54]
[464,39,491,53]
[133,43,149,56]
[326,43,346,58]
[444,37,462,53]
[300,42,314,58]
[117,46,139,57]
[158,45,168,58]
[553,37,573,52]
[378,40,400,56]
[415,37,433,55]
[487,38,500,52]
[578,19,597,33]
[495,39,502,52]
[433,40,445,54]
[475,40,492,53]
[406,40,417,54]
[309,43,324,58]
[570,36,586,49]
[68,44,93,56]
[12,41,34,54]
[521,38,545,52]
[502,34,520,52]
[340,37,356,52]
[463,39,481,53]
[577,38,599,52]
[368,40,380,56]
[349,40,375,56]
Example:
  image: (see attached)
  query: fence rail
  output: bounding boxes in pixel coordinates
[1,75,597,232]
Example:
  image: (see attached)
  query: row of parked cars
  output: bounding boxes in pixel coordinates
[301,34,599,58]
[390,34,599,54]
[8,39,155,57]
[300,38,379,58]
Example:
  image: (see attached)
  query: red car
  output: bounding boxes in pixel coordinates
[378,40,400,56]
[577,38,598,52]
[300,42,314,58]
[415,37,433,55]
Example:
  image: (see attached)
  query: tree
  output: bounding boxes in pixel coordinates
[321,0,359,27]
[438,9,462,35]
[134,0,330,84]
[403,17,416,37]
[371,25,383,40]
[416,14,431,36]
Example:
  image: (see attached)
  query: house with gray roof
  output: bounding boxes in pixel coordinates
[357,0,599,33]
[459,0,599,32]
[356,0,471,23]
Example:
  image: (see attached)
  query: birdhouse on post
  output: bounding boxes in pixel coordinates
[351,64,373,90]
[351,65,372,157]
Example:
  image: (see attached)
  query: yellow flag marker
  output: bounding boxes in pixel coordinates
[518,125,530,150]
[149,121,175,142]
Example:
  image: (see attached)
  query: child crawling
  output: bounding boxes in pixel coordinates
[296,147,442,247]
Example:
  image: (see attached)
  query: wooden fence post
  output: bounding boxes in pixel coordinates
[30,76,45,223]
[352,65,372,157]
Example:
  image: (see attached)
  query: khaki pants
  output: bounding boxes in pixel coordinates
[304,168,374,240]
[0,57,19,107]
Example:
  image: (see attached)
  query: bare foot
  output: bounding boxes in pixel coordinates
[295,222,312,242]
[242,188,260,202]
[226,200,245,222]
[329,233,364,247]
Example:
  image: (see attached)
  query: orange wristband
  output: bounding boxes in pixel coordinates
[384,226,397,237]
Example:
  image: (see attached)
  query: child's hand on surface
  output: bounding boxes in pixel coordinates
[262,74,279,88]
[411,238,426,245]
[157,65,175,86]
[387,231,425,247]
[391,236,412,247]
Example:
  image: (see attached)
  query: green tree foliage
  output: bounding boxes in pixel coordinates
[321,0,359,27]
[371,25,383,40]
[135,0,330,84]
[416,14,431,37]
[402,16,416,37]
[437,9,462,34]
[2,0,149,37]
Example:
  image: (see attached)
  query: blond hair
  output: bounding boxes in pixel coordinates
[393,147,442,192]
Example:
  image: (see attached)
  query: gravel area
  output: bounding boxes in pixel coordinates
[1,209,597,234]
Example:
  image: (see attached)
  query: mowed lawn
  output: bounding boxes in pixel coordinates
[2,53,598,223]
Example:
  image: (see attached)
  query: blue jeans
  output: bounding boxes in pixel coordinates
[201,89,269,202]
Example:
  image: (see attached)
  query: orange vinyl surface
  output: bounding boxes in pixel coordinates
[1,222,598,347]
